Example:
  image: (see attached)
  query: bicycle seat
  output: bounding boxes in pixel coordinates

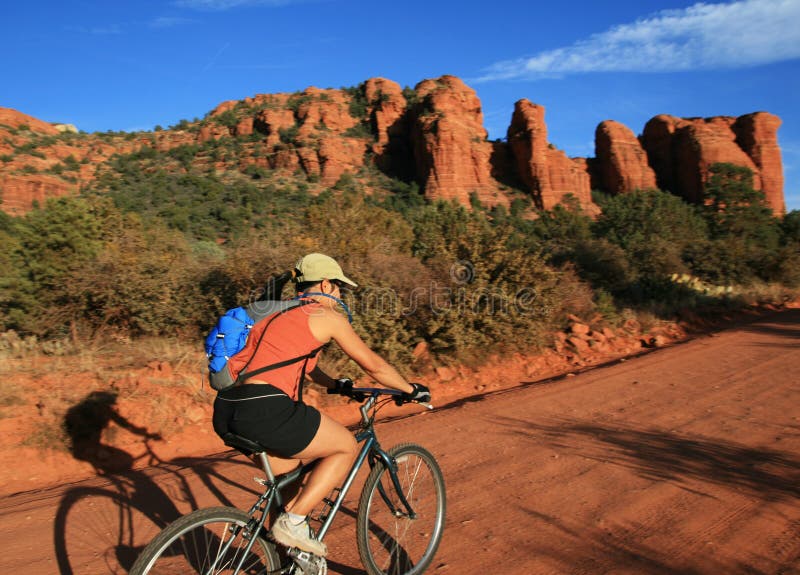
[222,432,266,456]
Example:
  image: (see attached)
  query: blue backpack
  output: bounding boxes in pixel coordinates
[204,299,321,392]
[204,306,256,377]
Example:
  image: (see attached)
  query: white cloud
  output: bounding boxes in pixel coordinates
[174,0,296,9]
[476,0,800,82]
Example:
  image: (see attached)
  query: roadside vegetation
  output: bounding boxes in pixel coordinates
[2,152,799,452]
[1,158,798,369]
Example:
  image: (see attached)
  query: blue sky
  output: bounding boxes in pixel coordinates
[2,0,799,210]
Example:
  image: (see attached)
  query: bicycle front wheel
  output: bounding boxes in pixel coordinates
[356,443,446,575]
[129,506,280,575]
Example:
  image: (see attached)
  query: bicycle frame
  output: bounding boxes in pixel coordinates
[222,389,421,574]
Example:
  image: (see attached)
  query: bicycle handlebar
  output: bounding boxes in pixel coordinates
[330,386,433,411]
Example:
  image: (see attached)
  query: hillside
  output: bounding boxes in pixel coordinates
[0,75,786,216]
[1,75,798,496]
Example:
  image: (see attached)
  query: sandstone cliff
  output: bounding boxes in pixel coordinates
[506,100,594,211]
[410,76,507,206]
[0,77,786,217]
[641,113,784,212]
[594,120,657,194]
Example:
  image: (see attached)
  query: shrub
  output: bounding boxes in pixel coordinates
[698,163,782,282]
[63,155,81,171]
[592,189,707,280]
[278,125,300,145]
[213,110,239,129]
[408,201,561,356]
[343,83,368,119]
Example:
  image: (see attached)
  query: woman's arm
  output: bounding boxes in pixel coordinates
[309,309,413,393]
[306,366,337,388]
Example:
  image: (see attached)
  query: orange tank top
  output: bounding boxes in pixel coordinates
[226,302,324,400]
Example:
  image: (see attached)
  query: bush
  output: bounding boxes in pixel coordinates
[698,164,782,283]
[5,196,122,336]
[592,189,707,280]
[408,201,561,356]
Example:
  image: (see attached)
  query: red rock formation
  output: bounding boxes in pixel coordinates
[411,76,503,206]
[197,124,230,143]
[641,113,784,211]
[234,117,254,137]
[0,174,71,215]
[507,100,593,211]
[365,78,413,179]
[365,78,407,147]
[732,112,784,213]
[675,117,760,204]
[253,107,296,148]
[0,107,60,135]
[594,120,656,194]
[0,77,787,217]
[641,115,681,195]
[295,88,357,136]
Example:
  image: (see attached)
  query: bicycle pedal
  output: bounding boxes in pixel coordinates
[287,548,327,575]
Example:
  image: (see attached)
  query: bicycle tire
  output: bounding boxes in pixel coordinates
[356,443,446,575]
[53,485,167,575]
[129,506,281,575]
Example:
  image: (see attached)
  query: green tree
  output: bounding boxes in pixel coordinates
[592,189,707,279]
[694,163,781,283]
[10,196,123,335]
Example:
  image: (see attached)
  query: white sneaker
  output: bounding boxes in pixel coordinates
[271,512,328,557]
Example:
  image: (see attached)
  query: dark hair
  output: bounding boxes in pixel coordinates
[295,279,321,293]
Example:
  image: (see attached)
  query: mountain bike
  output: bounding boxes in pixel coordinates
[129,387,446,575]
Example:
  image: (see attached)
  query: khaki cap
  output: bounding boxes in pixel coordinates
[295,253,358,287]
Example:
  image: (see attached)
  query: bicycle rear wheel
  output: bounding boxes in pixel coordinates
[129,506,280,575]
[356,443,446,575]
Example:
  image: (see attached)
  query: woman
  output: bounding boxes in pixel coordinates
[212,253,430,556]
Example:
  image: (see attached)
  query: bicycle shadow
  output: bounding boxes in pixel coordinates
[54,391,262,575]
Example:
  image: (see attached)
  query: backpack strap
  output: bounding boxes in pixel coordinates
[234,300,324,387]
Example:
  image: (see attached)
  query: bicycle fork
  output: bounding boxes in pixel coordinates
[312,433,417,545]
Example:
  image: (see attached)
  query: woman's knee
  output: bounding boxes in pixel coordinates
[298,414,357,459]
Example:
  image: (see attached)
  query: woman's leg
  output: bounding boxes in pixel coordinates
[284,412,358,516]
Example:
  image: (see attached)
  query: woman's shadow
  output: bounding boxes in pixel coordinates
[56,390,181,574]
[64,389,160,473]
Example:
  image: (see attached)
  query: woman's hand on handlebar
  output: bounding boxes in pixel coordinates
[400,383,431,404]
[327,379,431,406]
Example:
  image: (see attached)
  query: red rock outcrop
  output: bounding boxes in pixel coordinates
[365,78,413,179]
[411,76,504,206]
[253,107,296,147]
[641,113,784,211]
[0,107,60,135]
[507,100,593,210]
[594,120,657,194]
[0,77,787,217]
[732,112,784,213]
[295,88,357,136]
[0,174,72,215]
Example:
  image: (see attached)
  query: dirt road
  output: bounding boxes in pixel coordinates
[1,310,799,574]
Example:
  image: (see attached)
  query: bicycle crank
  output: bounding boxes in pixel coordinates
[287,547,327,575]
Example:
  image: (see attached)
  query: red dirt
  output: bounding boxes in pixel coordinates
[0,307,798,573]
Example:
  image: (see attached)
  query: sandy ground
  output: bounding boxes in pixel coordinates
[0,308,798,574]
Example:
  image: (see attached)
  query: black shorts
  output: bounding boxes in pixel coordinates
[212,384,321,458]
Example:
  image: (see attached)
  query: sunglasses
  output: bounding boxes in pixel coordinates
[330,279,351,293]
